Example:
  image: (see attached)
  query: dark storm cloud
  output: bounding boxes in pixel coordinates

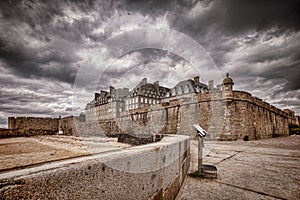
[0,0,300,127]
[0,0,124,84]
[168,0,300,67]
[219,0,300,33]
[0,1,76,83]
[224,29,300,93]
[96,49,186,91]
[125,0,197,15]
[172,0,300,38]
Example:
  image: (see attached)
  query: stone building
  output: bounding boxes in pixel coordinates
[163,76,209,102]
[83,74,299,140]
[125,78,170,111]
[85,87,129,122]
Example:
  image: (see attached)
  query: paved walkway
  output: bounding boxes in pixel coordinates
[176,136,300,200]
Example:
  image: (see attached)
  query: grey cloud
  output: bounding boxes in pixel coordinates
[219,0,300,33]
[96,49,188,90]
[0,0,123,84]
[0,0,300,123]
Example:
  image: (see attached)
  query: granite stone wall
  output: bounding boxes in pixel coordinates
[220,91,290,140]
[85,89,293,141]
[0,135,190,200]
[8,117,59,131]
[197,91,291,140]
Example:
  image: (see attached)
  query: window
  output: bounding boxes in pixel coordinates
[185,85,189,93]
[177,86,182,95]
[172,89,175,96]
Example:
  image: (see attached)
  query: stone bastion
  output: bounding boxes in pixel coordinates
[0,134,190,200]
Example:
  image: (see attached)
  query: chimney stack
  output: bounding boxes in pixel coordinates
[154,81,159,93]
[109,86,115,95]
[208,80,214,91]
[194,76,200,85]
[94,93,100,100]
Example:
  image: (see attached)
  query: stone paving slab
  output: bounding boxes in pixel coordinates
[177,136,300,200]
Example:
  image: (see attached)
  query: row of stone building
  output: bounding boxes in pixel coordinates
[85,76,210,122]
[84,74,299,140]
[5,74,299,140]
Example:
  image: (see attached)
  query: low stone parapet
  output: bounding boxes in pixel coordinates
[0,134,190,200]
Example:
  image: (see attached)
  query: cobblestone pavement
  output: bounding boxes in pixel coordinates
[176,136,300,200]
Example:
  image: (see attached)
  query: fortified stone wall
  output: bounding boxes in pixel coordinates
[197,92,226,140]
[92,89,293,141]
[8,117,59,131]
[222,91,290,140]
[46,88,295,141]
[59,116,80,136]
[197,91,291,140]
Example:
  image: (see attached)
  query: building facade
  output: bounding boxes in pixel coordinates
[85,87,129,122]
[125,78,170,111]
[84,74,299,140]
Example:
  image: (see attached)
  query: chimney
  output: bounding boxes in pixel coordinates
[95,93,100,100]
[109,86,115,95]
[154,81,159,93]
[208,80,214,91]
[142,78,147,85]
[194,76,199,85]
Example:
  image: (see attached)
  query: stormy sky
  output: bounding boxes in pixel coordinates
[0,0,299,127]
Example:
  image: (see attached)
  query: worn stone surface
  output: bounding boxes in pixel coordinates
[0,135,190,200]
[176,136,300,200]
[8,117,59,131]
[118,134,163,146]
[82,89,295,141]
[0,136,129,172]
[84,76,298,141]
[0,129,56,138]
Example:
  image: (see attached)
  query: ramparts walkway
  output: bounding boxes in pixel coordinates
[177,136,300,199]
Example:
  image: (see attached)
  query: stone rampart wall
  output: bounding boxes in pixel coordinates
[59,116,78,136]
[222,91,290,140]
[78,90,294,141]
[197,91,290,140]
[8,117,59,131]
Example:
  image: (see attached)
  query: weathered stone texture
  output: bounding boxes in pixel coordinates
[192,90,291,140]
[0,129,56,138]
[80,89,293,141]
[59,116,78,136]
[8,117,59,131]
[0,135,190,200]
[118,134,163,145]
